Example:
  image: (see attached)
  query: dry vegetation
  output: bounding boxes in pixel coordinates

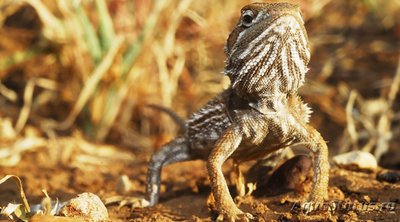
[0,0,399,221]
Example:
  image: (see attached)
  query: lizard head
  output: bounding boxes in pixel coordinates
[224,2,310,99]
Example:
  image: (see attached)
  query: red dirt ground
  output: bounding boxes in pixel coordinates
[0,149,399,221]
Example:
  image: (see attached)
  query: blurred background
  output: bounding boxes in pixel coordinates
[0,0,399,169]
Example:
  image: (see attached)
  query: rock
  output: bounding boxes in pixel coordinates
[254,155,313,196]
[376,171,400,183]
[333,151,377,170]
[60,192,109,222]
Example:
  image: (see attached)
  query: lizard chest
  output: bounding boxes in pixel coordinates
[231,111,296,162]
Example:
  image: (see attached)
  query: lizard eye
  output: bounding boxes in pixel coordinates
[241,10,255,27]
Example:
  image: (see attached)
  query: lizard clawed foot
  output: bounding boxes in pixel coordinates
[307,192,328,206]
[104,195,150,208]
[216,208,254,222]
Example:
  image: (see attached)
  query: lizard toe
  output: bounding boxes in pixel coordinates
[216,209,254,222]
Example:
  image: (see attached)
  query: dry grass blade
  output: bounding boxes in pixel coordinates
[72,135,136,166]
[14,78,58,134]
[163,0,193,55]
[0,137,46,167]
[95,0,171,140]
[54,36,124,130]
[387,55,400,107]
[15,79,35,134]
[34,78,58,91]
[0,175,30,213]
[75,3,102,63]
[340,55,400,159]
[95,82,129,140]
[24,0,66,42]
[374,55,400,160]
[95,0,115,52]
[40,189,59,216]
[0,80,17,102]
[344,90,359,152]
[122,0,169,75]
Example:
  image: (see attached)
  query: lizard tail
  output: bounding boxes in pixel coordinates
[146,137,190,206]
[146,104,187,133]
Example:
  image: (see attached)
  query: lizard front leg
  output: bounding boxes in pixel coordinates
[207,126,252,221]
[295,124,329,203]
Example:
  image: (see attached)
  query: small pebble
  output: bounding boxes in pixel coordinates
[254,155,312,196]
[60,192,109,222]
[376,171,400,183]
[333,151,377,170]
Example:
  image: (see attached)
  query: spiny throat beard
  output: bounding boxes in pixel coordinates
[225,14,310,100]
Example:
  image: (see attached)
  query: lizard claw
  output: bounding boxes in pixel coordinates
[104,195,150,208]
[216,210,254,222]
[241,212,255,222]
